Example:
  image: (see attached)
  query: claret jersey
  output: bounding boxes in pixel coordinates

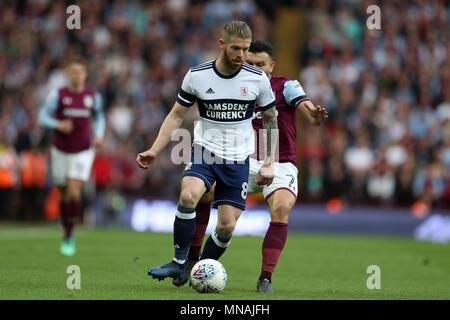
[252,76,309,165]
[38,87,105,153]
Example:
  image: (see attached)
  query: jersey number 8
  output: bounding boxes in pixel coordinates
[241,182,248,199]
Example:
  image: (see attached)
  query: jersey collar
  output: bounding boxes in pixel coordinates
[213,60,242,79]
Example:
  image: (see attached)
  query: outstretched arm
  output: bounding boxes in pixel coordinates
[297,100,328,126]
[283,79,328,126]
[136,102,189,169]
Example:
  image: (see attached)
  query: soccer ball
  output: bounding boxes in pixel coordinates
[190,259,227,293]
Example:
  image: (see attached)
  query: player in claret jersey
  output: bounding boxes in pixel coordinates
[38,56,105,256]
[174,40,328,293]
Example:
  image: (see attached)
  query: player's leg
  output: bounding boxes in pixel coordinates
[257,189,296,293]
[174,176,207,262]
[148,176,207,281]
[172,184,215,287]
[66,147,95,221]
[50,147,74,255]
[200,157,249,260]
[148,145,216,281]
[59,178,83,256]
[187,184,215,261]
[58,186,71,236]
[60,148,95,255]
[257,162,298,293]
[200,204,242,260]
[66,178,83,216]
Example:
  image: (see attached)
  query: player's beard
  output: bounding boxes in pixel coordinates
[223,48,243,72]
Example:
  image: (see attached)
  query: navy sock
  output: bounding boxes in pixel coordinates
[200,229,231,260]
[173,204,196,264]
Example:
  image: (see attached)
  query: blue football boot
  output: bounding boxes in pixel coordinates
[148,260,185,281]
[172,258,198,287]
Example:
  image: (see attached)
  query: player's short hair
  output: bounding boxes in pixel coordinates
[222,21,252,43]
[249,40,274,59]
[65,55,87,68]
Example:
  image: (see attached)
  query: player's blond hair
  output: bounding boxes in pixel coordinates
[222,21,252,43]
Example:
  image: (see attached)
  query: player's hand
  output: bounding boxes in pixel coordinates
[92,137,103,150]
[56,119,73,134]
[256,161,274,186]
[304,104,328,125]
[136,149,157,169]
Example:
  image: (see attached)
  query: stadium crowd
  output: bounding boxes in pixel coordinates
[0,0,448,221]
[298,0,449,210]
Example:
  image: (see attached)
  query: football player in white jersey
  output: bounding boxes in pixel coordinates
[136,21,278,282]
[173,40,328,292]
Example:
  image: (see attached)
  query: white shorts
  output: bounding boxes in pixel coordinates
[247,157,299,200]
[50,147,95,186]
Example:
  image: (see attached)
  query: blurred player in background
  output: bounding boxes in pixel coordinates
[174,40,328,293]
[137,21,277,282]
[38,56,105,256]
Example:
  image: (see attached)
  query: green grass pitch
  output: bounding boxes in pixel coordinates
[0,224,449,300]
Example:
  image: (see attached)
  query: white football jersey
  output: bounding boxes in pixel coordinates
[177,60,275,161]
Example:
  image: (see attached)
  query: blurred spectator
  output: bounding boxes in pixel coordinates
[305,158,324,201]
[413,163,445,208]
[394,154,416,207]
[344,129,374,176]
[108,98,135,139]
[323,154,351,202]
[367,159,396,204]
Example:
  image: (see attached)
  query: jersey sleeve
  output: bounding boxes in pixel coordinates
[257,72,276,111]
[283,80,309,107]
[38,88,60,129]
[176,69,197,107]
[92,92,106,138]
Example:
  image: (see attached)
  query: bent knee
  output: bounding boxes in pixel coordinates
[67,187,82,201]
[179,190,200,207]
[270,201,293,222]
[216,221,236,237]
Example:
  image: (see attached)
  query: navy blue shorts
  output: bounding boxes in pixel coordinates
[181,144,249,211]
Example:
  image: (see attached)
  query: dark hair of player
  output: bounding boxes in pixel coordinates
[249,40,274,60]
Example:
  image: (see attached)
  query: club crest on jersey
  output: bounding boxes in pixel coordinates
[62,96,72,105]
[83,95,94,108]
[240,86,248,96]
